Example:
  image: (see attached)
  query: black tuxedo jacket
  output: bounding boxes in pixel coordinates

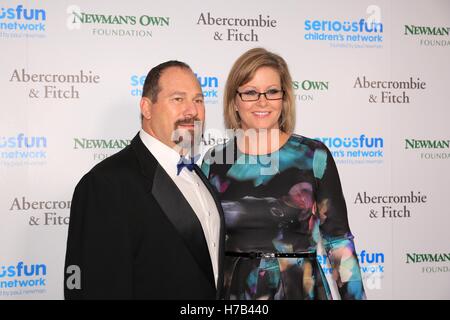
[64,133,225,299]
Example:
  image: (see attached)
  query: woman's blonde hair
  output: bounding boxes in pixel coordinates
[223,47,295,134]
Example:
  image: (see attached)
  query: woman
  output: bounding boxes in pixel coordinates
[202,48,366,300]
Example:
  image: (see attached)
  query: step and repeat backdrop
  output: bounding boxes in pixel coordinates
[1,0,449,300]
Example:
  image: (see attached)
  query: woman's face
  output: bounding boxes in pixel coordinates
[235,66,283,131]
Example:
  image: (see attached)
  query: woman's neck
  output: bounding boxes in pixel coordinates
[236,128,290,155]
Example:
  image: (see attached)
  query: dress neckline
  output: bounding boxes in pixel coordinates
[235,134,297,157]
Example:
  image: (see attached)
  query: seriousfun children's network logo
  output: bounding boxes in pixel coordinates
[0,262,47,298]
[0,4,47,39]
[315,134,384,165]
[0,133,48,167]
[304,6,384,49]
[196,73,219,104]
[319,250,385,290]
[130,73,219,104]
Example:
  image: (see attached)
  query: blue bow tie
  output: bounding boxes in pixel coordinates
[176,154,200,176]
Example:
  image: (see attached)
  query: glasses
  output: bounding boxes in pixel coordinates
[236,89,285,102]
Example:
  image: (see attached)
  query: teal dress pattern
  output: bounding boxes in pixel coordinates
[201,134,366,300]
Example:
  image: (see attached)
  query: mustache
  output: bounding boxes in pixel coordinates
[171,117,203,148]
[175,117,201,127]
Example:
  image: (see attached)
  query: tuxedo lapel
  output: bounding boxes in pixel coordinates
[130,133,215,288]
[151,165,215,286]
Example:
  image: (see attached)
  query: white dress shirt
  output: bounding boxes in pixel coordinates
[139,129,220,287]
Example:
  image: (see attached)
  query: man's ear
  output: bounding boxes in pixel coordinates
[140,97,152,120]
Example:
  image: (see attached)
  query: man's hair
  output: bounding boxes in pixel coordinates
[142,60,192,103]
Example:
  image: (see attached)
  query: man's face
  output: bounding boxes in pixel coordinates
[141,67,205,152]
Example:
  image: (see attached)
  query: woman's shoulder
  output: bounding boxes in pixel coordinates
[202,137,233,161]
[287,134,332,179]
[288,133,330,153]
[201,138,234,177]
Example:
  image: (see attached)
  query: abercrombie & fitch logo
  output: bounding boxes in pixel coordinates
[354,191,427,219]
[196,12,277,42]
[9,68,100,99]
[353,76,426,104]
[9,196,70,226]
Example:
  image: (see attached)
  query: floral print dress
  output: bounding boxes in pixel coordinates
[201,134,366,300]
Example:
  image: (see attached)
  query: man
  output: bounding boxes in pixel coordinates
[64,61,224,299]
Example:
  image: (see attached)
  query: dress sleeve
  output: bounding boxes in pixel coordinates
[315,144,366,300]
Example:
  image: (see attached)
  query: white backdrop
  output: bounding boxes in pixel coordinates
[1,0,449,300]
